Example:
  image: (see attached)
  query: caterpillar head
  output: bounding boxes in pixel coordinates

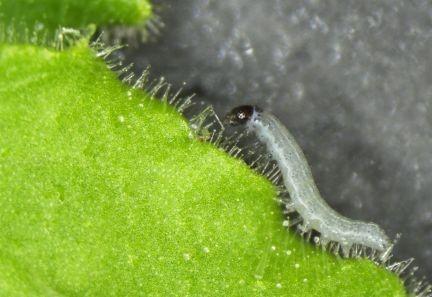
[224,105,261,126]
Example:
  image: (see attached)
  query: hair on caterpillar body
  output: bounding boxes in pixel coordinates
[224,105,391,257]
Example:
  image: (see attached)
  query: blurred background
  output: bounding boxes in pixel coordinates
[120,0,432,279]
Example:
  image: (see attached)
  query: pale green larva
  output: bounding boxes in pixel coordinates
[224,105,391,256]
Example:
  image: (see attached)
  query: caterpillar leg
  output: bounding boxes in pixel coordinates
[287,216,302,227]
[315,236,329,250]
[283,202,295,214]
[297,222,311,234]
[341,243,352,258]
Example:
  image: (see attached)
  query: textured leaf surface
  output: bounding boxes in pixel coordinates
[0,43,407,296]
[0,0,152,39]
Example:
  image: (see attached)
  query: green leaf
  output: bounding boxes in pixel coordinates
[0,0,152,42]
[0,42,407,296]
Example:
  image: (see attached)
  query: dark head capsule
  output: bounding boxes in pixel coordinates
[224,105,261,126]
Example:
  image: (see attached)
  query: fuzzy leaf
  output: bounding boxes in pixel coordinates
[0,42,407,297]
[0,0,152,42]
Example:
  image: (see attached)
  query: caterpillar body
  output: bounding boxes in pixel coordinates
[224,105,391,256]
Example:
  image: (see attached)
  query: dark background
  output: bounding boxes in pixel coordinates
[121,0,432,280]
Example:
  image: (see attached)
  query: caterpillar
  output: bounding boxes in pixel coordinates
[224,105,391,256]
